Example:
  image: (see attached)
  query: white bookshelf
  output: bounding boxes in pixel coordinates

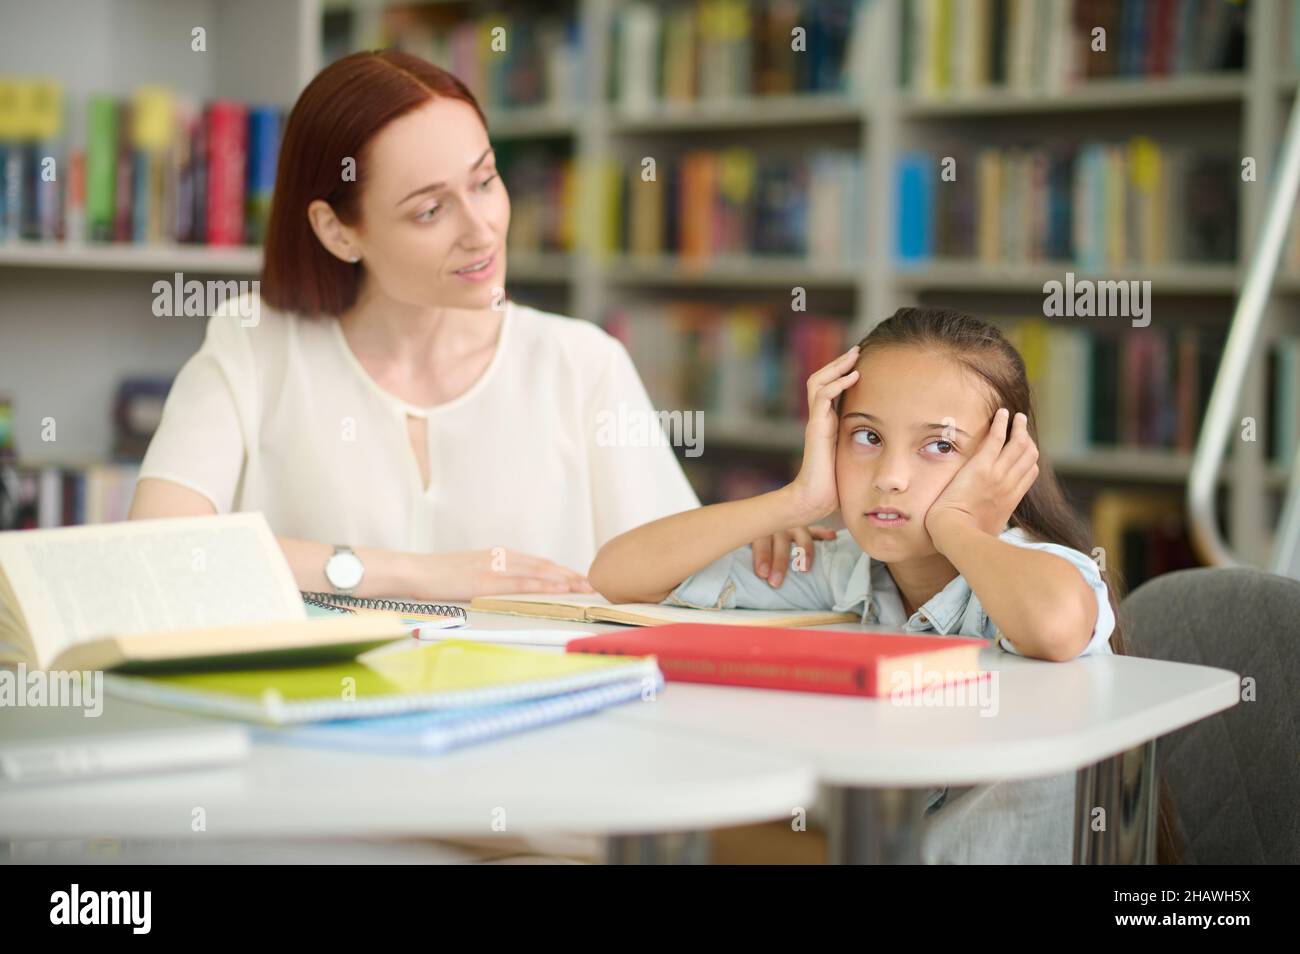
[896,73,1249,116]
[608,93,864,132]
[603,254,860,289]
[0,240,262,274]
[891,260,1243,294]
[1,0,1294,562]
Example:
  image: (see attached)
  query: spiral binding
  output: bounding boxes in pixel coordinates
[300,591,467,620]
[300,593,356,614]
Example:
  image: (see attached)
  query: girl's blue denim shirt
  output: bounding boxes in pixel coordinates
[663,524,1115,657]
[661,524,1116,863]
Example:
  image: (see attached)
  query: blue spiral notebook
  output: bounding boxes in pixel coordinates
[254,673,662,754]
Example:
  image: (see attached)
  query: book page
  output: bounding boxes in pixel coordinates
[471,594,855,627]
[602,603,857,627]
[474,593,613,610]
[0,512,303,667]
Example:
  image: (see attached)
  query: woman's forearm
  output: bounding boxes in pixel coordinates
[277,536,421,599]
[589,486,816,605]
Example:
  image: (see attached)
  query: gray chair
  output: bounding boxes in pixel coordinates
[1121,567,1300,864]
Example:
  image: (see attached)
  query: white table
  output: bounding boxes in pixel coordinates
[0,689,815,865]
[2,609,1240,865]
[456,610,1242,864]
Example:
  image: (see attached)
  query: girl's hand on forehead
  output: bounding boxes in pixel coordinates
[923,408,1040,549]
[785,344,860,525]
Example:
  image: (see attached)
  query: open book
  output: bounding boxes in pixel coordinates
[469,593,858,628]
[0,513,414,672]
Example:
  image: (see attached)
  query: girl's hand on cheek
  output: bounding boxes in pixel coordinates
[923,409,1039,552]
[785,345,859,525]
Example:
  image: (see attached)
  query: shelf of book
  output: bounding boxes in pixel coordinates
[505,252,577,284]
[0,241,263,275]
[608,94,865,133]
[2,0,1296,579]
[487,109,579,140]
[892,260,1243,294]
[602,254,861,289]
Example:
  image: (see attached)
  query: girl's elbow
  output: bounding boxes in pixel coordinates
[588,562,673,606]
[1042,613,1096,661]
[587,553,645,605]
[1038,577,1099,661]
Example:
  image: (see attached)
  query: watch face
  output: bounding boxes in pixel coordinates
[327,551,364,590]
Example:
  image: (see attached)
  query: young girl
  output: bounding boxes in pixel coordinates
[589,305,1179,864]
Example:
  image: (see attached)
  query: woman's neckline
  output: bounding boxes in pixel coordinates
[329,301,514,418]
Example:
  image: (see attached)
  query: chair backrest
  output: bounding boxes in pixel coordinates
[1121,567,1300,863]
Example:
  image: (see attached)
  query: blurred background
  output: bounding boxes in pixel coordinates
[0,0,1295,594]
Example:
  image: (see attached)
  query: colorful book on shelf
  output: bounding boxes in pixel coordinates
[2,461,146,530]
[105,639,661,725]
[900,0,1245,94]
[606,147,860,264]
[244,106,280,245]
[257,672,660,753]
[205,100,246,246]
[611,0,860,104]
[900,138,1238,267]
[0,79,286,247]
[895,151,933,265]
[566,623,989,699]
[470,593,857,629]
[0,513,409,672]
[378,7,579,112]
[85,93,117,241]
[604,301,848,423]
[1090,489,1198,589]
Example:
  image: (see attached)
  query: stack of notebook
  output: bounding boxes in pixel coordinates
[104,639,662,754]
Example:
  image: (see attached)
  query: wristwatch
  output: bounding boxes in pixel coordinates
[324,544,365,594]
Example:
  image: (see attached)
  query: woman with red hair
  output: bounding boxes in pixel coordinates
[129,50,825,601]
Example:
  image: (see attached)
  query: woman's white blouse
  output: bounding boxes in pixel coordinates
[137,295,700,573]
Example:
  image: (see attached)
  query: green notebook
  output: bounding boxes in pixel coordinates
[103,639,660,726]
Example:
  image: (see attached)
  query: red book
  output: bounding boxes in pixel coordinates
[567,624,990,699]
[205,100,247,246]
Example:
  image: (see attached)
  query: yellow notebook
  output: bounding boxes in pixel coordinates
[103,640,660,725]
[470,593,858,628]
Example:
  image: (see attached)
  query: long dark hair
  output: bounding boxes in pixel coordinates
[856,306,1182,864]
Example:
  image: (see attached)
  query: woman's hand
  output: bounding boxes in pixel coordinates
[785,344,860,525]
[414,548,594,601]
[924,408,1039,552]
[750,525,838,587]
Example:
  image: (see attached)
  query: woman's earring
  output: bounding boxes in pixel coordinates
[348,254,360,263]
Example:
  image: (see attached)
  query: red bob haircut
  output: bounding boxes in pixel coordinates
[260,50,488,317]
